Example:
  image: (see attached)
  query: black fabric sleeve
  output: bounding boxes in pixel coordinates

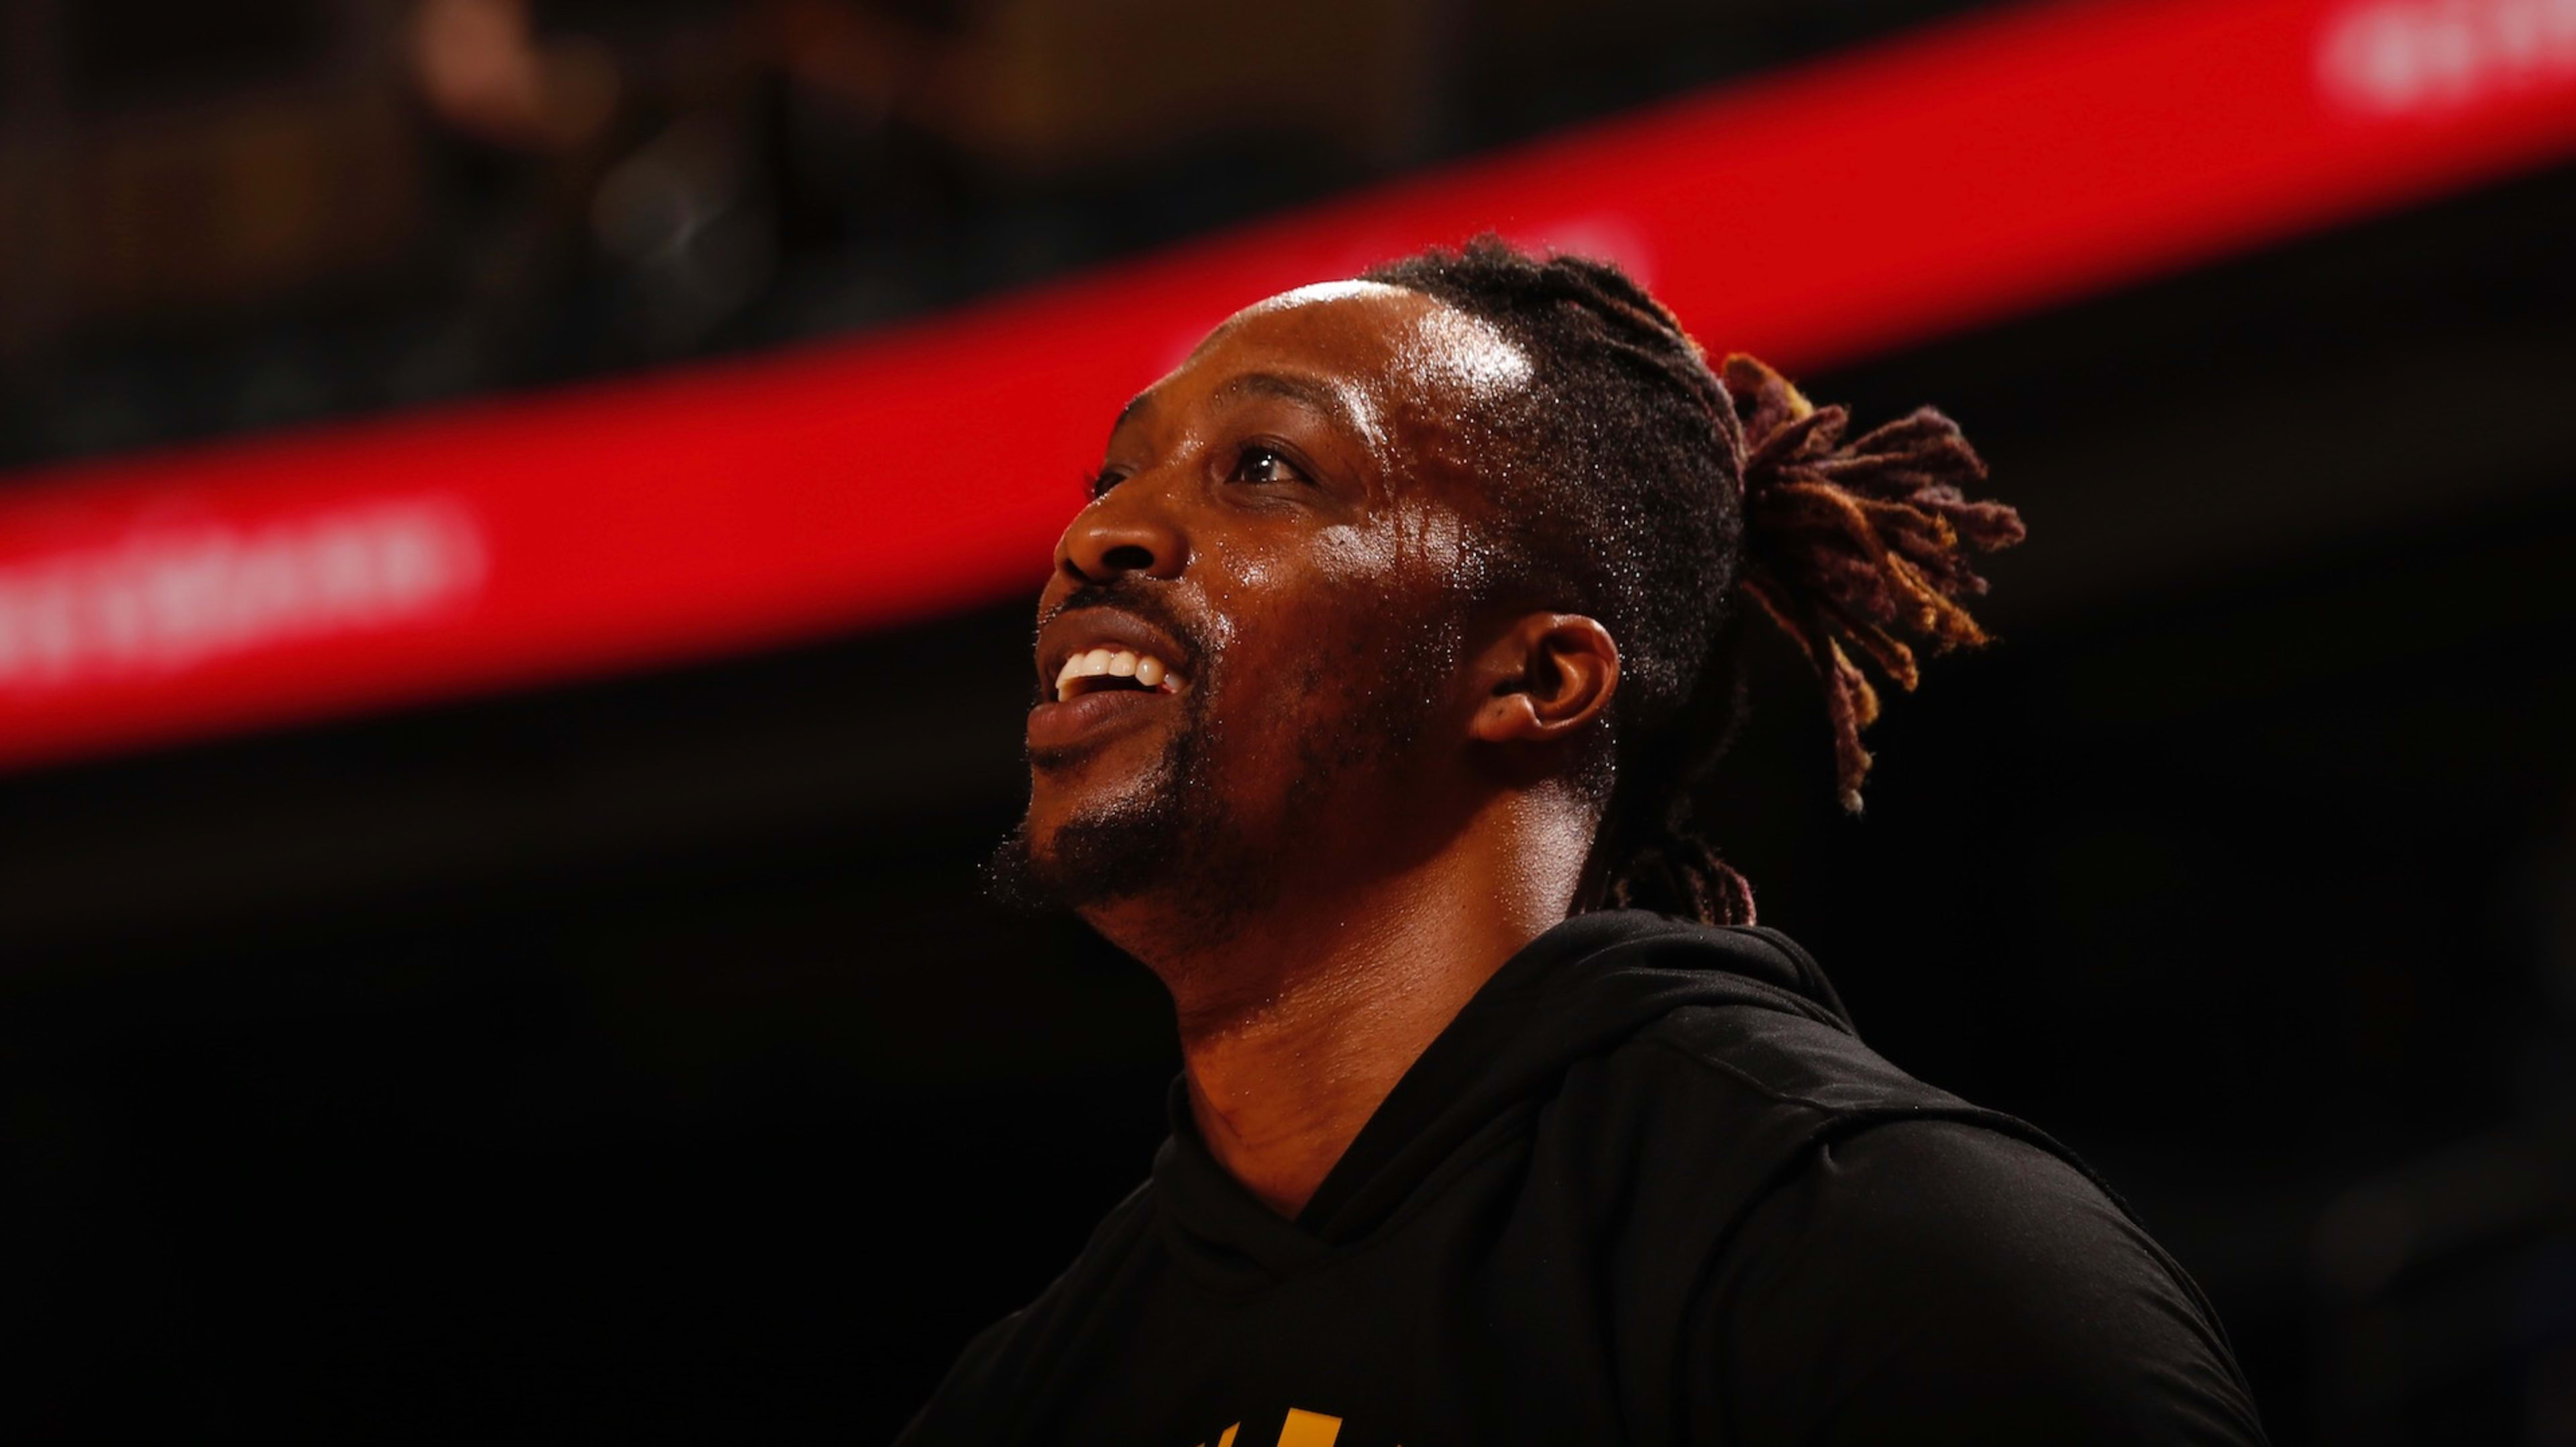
[1690,1118,2268,1445]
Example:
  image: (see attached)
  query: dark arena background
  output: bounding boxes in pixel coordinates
[3,0,2575,1439]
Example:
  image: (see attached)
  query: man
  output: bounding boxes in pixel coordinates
[902,240,2267,1444]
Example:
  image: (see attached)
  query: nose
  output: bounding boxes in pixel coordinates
[1057,478,1187,586]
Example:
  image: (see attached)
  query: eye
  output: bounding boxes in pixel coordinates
[1228,445,1308,486]
[1087,466,1127,500]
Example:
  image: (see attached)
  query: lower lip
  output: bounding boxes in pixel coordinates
[1026,688,1173,752]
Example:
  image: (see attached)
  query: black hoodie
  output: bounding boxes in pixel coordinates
[899,911,2267,1446]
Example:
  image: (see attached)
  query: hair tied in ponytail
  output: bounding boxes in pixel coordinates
[1719,354,2027,814]
[1356,238,2022,925]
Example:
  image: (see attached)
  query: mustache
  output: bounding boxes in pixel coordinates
[1036,583,1212,666]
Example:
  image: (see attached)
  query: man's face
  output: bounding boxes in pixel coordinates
[994,282,1536,939]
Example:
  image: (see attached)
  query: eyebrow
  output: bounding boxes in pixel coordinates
[1211,371,1362,435]
[1109,370,1364,442]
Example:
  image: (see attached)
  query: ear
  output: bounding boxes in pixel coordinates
[1468,612,1619,745]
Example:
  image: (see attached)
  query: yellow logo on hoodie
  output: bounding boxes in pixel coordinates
[1193,1407,1391,1447]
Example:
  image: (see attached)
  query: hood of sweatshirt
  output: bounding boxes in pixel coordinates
[1148,910,1858,1285]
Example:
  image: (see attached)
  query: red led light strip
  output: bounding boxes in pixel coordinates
[5,0,2575,769]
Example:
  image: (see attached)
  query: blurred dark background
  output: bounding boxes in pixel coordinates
[3,0,2574,1440]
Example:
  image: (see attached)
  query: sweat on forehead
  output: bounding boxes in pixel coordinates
[1204,280,1536,405]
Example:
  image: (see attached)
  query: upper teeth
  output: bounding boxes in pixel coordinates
[1056,647,1173,699]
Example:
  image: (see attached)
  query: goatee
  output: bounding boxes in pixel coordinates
[985,729,1195,912]
[985,689,1261,942]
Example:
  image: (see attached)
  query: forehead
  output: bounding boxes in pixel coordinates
[1114,283,1537,528]
[1191,280,1534,407]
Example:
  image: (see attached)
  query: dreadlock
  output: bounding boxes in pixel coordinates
[1362,237,2024,926]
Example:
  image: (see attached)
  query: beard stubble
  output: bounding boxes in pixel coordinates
[985,604,1462,951]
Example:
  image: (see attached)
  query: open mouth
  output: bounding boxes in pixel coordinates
[1053,647,1181,702]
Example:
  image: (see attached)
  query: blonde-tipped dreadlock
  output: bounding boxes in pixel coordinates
[1364,237,2023,925]
[1723,355,2026,813]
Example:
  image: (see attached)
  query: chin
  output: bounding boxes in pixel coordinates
[991,773,1187,912]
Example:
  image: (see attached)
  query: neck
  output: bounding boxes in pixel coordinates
[1092,790,1593,1218]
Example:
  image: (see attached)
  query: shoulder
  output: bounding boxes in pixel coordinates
[1701,1119,2269,1443]
[1544,923,2268,1440]
[1723,1118,2177,1314]
[1550,926,2065,1273]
